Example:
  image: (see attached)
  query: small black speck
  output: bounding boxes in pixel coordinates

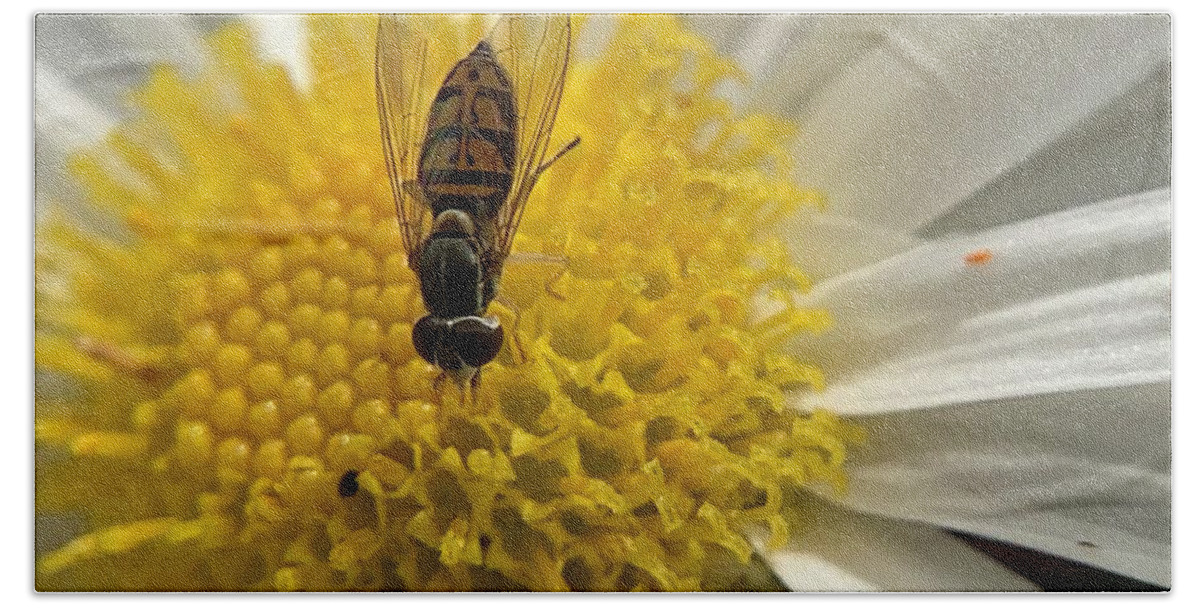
[338,470,360,497]
[1078,540,1097,548]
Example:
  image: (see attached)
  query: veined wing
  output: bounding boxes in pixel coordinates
[374,15,467,268]
[485,15,574,272]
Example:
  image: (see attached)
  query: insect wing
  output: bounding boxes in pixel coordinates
[375,15,438,267]
[487,15,573,271]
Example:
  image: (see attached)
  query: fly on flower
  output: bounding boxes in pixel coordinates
[375,15,580,398]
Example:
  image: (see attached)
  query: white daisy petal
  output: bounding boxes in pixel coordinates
[817,381,1169,587]
[793,187,1169,414]
[34,66,121,217]
[779,209,918,283]
[690,14,1170,231]
[35,14,215,110]
[804,270,1169,416]
[757,497,1039,591]
[245,15,310,91]
[35,15,224,220]
[916,63,1170,239]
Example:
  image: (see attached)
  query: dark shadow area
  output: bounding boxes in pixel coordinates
[953,530,1168,592]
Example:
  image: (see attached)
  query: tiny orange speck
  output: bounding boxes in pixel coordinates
[964,248,994,266]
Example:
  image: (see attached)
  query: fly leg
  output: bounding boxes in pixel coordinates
[544,257,568,301]
[494,250,572,364]
[432,371,449,397]
[451,370,482,412]
[469,368,483,409]
[494,293,529,364]
[506,251,569,301]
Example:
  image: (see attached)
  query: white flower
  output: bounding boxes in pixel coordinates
[36,13,1170,591]
[689,13,1170,590]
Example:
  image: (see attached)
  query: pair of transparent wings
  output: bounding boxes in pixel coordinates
[374,14,572,273]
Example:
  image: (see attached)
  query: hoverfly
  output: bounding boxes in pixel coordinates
[375,15,579,397]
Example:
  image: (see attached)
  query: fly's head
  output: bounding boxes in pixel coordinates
[412,315,505,372]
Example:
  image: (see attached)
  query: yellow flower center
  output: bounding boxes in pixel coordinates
[36,15,862,591]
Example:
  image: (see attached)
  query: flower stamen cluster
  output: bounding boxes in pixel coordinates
[35,15,860,591]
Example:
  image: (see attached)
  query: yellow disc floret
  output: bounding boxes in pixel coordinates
[35,15,862,591]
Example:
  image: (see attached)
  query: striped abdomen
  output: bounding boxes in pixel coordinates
[419,41,516,221]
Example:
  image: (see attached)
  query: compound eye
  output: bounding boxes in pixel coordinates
[449,317,504,368]
[412,316,444,366]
